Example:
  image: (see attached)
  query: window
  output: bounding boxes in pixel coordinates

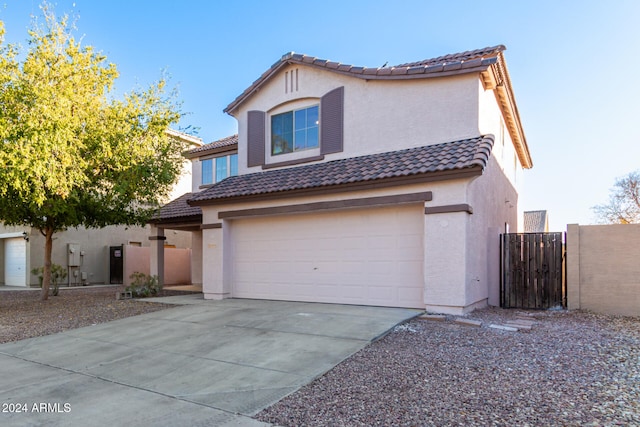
[247,87,343,167]
[230,153,238,176]
[201,153,238,186]
[215,157,227,183]
[271,105,319,155]
[202,159,213,185]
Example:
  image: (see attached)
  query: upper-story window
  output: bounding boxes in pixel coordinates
[202,154,238,185]
[271,105,319,155]
[246,86,343,168]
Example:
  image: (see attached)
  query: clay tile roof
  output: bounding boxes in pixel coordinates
[189,135,494,205]
[394,45,505,68]
[184,134,238,158]
[224,45,505,114]
[150,193,202,223]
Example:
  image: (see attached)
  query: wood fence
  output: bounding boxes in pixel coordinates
[501,232,565,309]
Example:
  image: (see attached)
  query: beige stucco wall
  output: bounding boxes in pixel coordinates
[191,157,203,193]
[567,224,640,316]
[200,170,514,315]
[168,157,194,201]
[123,244,150,286]
[233,64,482,175]
[477,81,523,190]
[466,156,519,307]
[124,245,191,287]
[26,225,191,286]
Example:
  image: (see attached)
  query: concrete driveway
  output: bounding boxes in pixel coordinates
[0,296,420,426]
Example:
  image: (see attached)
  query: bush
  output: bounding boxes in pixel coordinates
[31,264,68,296]
[126,272,162,298]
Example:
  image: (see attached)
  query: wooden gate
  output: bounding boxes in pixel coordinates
[501,233,565,309]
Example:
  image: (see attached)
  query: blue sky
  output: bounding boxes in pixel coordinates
[2,0,640,231]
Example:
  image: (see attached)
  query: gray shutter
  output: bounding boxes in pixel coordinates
[247,110,266,167]
[320,86,344,155]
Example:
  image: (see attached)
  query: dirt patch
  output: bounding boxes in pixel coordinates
[0,286,192,344]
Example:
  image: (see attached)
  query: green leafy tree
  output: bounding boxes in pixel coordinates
[593,170,640,224]
[0,4,187,299]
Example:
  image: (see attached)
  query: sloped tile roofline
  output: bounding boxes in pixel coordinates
[224,45,505,115]
[189,135,494,206]
[150,192,202,223]
[184,134,238,158]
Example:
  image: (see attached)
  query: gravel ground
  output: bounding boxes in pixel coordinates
[0,286,185,344]
[256,307,640,427]
[2,288,638,426]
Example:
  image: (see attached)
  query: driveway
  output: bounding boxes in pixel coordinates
[0,296,420,426]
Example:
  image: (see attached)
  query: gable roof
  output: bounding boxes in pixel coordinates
[224,45,505,115]
[223,45,531,170]
[189,135,494,206]
[184,134,238,159]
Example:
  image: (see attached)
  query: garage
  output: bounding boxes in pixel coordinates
[4,237,27,287]
[230,204,425,308]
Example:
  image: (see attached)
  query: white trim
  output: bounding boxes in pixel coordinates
[0,232,27,239]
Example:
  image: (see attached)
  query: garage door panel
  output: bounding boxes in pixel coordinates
[4,238,27,287]
[230,204,425,308]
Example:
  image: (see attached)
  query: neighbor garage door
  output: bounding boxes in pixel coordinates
[4,237,27,287]
[230,204,424,308]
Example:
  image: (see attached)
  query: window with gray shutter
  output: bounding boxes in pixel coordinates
[320,86,344,155]
[247,110,266,167]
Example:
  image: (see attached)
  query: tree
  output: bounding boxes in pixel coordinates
[593,170,640,224]
[0,4,188,299]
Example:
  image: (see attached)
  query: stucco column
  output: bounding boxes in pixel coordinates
[191,230,203,287]
[423,210,468,315]
[201,223,228,299]
[566,224,580,310]
[149,225,166,288]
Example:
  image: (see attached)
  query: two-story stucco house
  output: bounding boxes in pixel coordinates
[150,45,532,315]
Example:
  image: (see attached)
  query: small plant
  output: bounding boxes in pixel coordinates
[126,272,162,298]
[31,264,68,296]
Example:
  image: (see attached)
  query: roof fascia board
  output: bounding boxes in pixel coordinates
[486,53,532,169]
[218,191,433,219]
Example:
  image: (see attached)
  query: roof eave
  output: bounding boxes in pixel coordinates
[182,144,238,160]
[188,166,484,208]
[482,53,533,169]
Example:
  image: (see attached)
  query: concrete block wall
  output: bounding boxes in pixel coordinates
[567,223,640,317]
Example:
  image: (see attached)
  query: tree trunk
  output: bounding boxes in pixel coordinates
[40,227,54,301]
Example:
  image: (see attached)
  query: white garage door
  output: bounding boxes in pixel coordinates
[230,204,424,308]
[4,238,27,287]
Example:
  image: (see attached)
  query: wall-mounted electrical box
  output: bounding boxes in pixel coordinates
[68,243,81,267]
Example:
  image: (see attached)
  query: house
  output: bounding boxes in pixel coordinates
[0,130,200,288]
[523,210,549,232]
[150,45,532,315]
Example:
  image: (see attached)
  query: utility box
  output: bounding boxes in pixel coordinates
[68,243,81,267]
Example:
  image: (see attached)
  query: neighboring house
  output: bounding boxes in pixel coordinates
[150,45,532,315]
[523,210,549,232]
[0,130,200,288]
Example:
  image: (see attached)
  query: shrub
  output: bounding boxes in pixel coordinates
[126,272,162,298]
[31,264,68,296]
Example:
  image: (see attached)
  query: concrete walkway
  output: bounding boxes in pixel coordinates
[0,296,420,426]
